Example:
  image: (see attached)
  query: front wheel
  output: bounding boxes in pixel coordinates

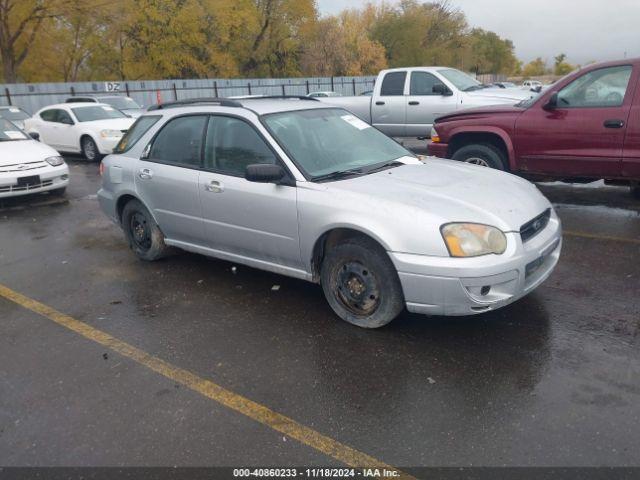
[452,143,507,170]
[121,199,169,261]
[320,237,405,328]
[81,136,102,162]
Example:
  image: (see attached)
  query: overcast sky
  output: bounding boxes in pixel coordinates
[317,0,640,65]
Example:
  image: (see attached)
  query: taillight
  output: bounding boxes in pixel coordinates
[99,162,105,176]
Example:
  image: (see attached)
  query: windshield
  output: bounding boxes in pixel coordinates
[263,108,412,180]
[0,107,29,121]
[72,105,127,122]
[101,97,141,110]
[438,68,483,91]
[0,118,29,141]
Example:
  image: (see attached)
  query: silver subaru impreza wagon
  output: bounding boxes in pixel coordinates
[98,97,561,328]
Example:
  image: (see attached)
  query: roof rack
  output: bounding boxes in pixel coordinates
[147,97,242,111]
[239,95,319,101]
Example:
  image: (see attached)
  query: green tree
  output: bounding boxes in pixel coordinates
[522,57,546,77]
[554,53,574,76]
[465,28,517,75]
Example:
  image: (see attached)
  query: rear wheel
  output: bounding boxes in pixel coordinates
[81,136,102,162]
[320,236,404,328]
[452,143,507,170]
[122,199,168,261]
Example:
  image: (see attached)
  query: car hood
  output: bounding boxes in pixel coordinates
[121,108,144,118]
[326,159,550,232]
[80,117,136,130]
[436,104,526,122]
[466,88,532,102]
[0,138,60,166]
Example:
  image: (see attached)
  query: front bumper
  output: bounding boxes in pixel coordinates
[427,142,448,159]
[0,165,69,198]
[390,215,562,316]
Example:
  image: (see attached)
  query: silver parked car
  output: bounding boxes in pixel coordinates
[98,97,562,328]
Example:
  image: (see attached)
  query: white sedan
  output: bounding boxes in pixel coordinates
[25,103,135,161]
[0,119,69,198]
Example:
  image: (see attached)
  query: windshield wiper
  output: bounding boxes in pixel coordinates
[311,168,366,183]
[363,160,405,174]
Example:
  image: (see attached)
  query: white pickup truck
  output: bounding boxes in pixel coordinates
[318,67,532,137]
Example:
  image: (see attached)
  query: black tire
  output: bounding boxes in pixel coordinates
[81,136,102,162]
[452,143,507,170]
[320,236,404,328]
[121,199,168,261]
[631,186,640,199]
[50,187,66,196]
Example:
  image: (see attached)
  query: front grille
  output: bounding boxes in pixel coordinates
[0,180,53,193]
[0,161,48,173]
[520,209,551,242]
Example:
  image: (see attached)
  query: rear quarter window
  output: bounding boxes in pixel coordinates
[114,115,161,153]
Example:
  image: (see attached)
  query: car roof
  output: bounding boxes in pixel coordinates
[148,97,333,116]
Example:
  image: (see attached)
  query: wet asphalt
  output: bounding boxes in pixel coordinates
[0,155,639,469]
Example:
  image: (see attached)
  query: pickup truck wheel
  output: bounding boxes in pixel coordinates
[320,237,404,328]
[122,199,168,261]
[452,144,506,170]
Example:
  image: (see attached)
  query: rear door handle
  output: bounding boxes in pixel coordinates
[408,101,420,106]
[375,101,385,106]
[603,119,625,128]
[138,168,153,180]
[205,180,224,193]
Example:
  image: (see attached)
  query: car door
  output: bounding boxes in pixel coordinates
[622,74,640,178]
[515,65,635,177]
[405,71,458,137]
[135,114,207,245]
[198,115,301,269]
[55,109,79,152]
[36,109,60,148]
[372,71,407,137]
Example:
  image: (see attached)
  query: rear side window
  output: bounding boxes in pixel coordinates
[40,109,57,122]
[380,72,406,96]
[148,115,207,168]
[114,115,161,153]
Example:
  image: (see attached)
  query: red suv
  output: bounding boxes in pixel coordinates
[428,58,640,197]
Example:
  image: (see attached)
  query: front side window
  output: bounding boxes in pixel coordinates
[57,110,74,124]
[263,108,411,179]
[148,115,206,167]
[114,115,161,154]
[380,72,406,96]
[410,72,446,95]
[72,105,127,122]
[204,116,277,176]
[557,65,632,108]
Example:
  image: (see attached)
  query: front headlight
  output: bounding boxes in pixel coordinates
[100,129,123,138]
[44,156,65,166]
[441,223,507,257]
[430,126,440,143]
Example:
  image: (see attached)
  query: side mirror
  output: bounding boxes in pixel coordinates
[61,118,74,125]
[245,164,286,183]
[543,92,558,111]
[29,132,40,141]
[432,84,453,96]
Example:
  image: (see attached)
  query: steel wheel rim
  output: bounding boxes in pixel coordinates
[333,260,380,316]
[84,139,96,160]
[130,212,152,251]
[465,157,490,167]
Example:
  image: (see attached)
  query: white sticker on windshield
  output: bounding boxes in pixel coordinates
[102,106,115,111]
[4,130,27,139]
[340,114,370,130]
[9,108,20,113]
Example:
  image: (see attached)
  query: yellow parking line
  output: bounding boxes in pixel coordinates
[0,283,412,478]
[563,230,640,245]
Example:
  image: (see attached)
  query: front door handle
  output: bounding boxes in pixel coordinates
[205,180,224,193]
[375,101,385,106]
[138,168,153,180]
[604,119,625,129]
[408,101,420,106]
